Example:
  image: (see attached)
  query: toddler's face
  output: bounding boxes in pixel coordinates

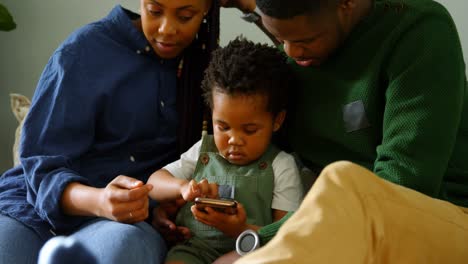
[211,91,284,165]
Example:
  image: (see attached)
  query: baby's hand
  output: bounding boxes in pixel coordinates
[196,178,219,199]
[180,179,201,201]
[191,202,247,238]
[180,179,219,201]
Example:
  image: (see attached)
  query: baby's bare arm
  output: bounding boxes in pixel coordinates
[147,169,191,201]
[147,169,220,202]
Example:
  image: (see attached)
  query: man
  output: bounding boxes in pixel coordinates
[214,0,468,263]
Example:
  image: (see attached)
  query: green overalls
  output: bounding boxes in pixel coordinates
[166,135,280,263]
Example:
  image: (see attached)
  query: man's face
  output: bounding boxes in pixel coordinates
[262,10,347,67]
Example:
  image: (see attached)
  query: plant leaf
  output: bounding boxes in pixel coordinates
[0,3,16,31]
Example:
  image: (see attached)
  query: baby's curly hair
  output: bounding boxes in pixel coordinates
[202,37,292,116]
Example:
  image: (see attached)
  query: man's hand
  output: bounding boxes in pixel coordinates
[97,175,152,223]
[151,199,191,246]
[191,202,248,238]
[219,0,256,13]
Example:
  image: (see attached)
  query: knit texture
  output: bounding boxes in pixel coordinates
[258,211,294,245]
[287,0,468,206]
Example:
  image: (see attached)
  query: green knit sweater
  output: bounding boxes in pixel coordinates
[287,0,468,206]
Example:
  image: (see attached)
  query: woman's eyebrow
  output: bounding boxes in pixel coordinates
[149,0,195,10]
[214,119,228,125]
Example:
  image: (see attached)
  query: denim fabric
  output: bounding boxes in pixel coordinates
[0,5,178,240]
[69,219,167,263]
[0,214,167,264]
[0,214,44,264]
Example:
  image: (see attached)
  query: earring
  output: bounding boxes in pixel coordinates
[177,58,184,78]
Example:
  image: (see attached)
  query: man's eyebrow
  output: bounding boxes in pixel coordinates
[291,32,325,43]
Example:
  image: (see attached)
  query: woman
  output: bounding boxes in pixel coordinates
[0,0,219,263]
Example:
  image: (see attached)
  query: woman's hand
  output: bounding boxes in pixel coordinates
[219,0,256,13]
[180,178,219,201]
[97,175,153,223]
[151,199,191,245]
[190,202,249,237]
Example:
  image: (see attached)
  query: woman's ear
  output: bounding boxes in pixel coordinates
[273,110,286,132]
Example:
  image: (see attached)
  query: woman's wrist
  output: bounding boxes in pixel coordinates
[93,187,106,217]
[61,182,102,217]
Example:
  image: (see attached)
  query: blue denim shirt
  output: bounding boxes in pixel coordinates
[0,5,179,240]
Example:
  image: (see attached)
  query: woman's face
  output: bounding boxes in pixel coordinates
[140,0,210,59]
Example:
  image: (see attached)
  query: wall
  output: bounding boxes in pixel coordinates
[0,0,466,173]
[0,1,266,173]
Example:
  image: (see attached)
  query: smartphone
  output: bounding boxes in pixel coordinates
[194,197,237,214]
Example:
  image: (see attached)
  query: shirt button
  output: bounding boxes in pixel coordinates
[160,101,165,108]
[136,50,142,54]
[145,46,151,52]
[49,229,57,236]
[129,156,136,162]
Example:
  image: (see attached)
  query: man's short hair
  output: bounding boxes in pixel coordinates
[257,0,337,19]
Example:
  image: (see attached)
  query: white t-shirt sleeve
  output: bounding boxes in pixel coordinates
[271,151,304,212]
[163,139,202,180]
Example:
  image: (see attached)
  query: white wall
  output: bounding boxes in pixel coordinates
[437,1,468,67]
[0,0,466,173]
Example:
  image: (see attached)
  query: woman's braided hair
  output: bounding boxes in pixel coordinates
[176,1,220,153]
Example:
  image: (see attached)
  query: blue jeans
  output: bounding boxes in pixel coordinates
[0,214,44,264]
[0,214,167,264]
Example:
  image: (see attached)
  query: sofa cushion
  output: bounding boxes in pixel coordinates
[10,93,31,166]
